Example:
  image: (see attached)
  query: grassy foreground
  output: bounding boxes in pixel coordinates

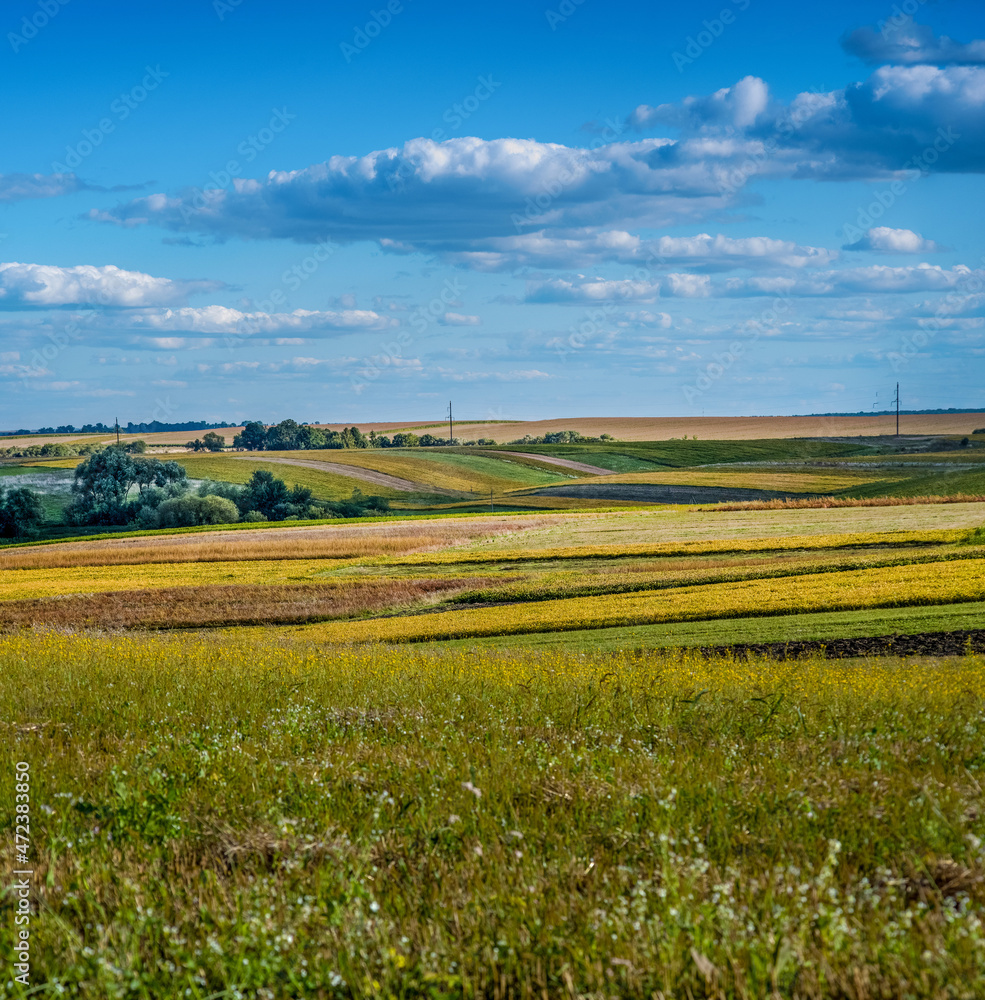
[2,633,984,998]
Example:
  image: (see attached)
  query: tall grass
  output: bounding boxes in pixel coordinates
[2,633,983,998]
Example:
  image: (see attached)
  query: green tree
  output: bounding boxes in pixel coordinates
[233,421,267,451]
[66,449,187,526]
[238,470,291,520]
[266,419,303,451]
[0,486,46,539]
[202,432,226,452]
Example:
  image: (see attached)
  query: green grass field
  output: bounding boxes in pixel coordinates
[3,635,985,998]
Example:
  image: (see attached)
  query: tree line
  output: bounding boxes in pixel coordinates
[231,420,495,451]
[0,448,389,539]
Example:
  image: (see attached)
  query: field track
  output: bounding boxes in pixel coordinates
[230,455,457,494]
[496,451,612,475]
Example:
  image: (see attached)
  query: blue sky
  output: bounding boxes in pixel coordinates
[1,0,983,427]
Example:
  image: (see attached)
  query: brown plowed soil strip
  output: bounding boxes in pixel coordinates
[700,629,985,660]
[231,455,458,495]
[0,577,500,630]
[497,451,612,476]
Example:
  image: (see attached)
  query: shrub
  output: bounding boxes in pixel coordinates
[241,510,266,522]
[156,494,240,528]
[198,495,239,524]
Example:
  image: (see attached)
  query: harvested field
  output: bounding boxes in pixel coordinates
[0,577,498,630]
[430,413,985,441]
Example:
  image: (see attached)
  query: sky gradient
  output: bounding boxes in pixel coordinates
[2,0,984,427]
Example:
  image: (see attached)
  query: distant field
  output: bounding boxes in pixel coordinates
[5,413,984,449]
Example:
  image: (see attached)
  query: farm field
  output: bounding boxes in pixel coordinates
[4,436,985,998]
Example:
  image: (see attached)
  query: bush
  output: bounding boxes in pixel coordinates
[241,510,266,522]
[155,494,240,528]
[198,495,239,524]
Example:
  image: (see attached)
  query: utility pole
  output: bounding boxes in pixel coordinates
[893,383,900,438]
[447,400,453,445]
[115,417,120,446]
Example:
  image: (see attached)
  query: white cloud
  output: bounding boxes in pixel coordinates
[0,262,221,309]
[526,264,983,302]
[631,76,771,131]
[122,305,396,336]
[439,312,481,326]
[843,227,940,253]
[439,230,836,272]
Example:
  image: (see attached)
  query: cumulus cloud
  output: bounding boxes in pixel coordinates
[630,76,772,131]
[440,230,836,272]
[87,61,985,266]
[842,23,985,66]
[0,262,222,309]
[842,227,940,253]
[633,67,985,178]
[90,135,761,247]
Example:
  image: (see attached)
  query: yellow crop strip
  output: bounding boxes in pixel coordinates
[548,468,903,493]
[0,558,362,601]
[390,529,966,565]
[295,557,985,643]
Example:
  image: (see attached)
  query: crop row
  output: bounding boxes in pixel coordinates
[301,558,985,643]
